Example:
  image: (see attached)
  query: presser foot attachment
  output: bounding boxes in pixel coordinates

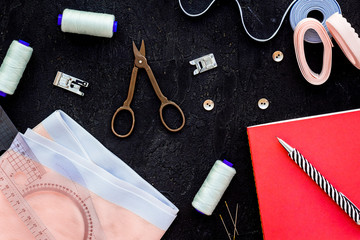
[189,53,217,75]
[53,71,89,96]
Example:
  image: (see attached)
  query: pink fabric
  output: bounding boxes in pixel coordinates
[0,125,166,239]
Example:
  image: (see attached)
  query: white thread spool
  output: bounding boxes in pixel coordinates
[58,9,117,38]
[192,160,236,215]
[0,40,33,96]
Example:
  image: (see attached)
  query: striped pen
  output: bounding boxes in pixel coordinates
[277,137,360,225]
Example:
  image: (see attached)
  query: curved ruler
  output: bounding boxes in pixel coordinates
[0,134,105,240]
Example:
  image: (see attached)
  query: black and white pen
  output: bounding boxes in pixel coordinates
[277,137,360,225]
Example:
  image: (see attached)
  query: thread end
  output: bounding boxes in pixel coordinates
[113,21,118,33]
[18,40,30,47]
[58,14,62,26]
[0,91,7,97]
[222,159,233,167]
[195,208,205,215]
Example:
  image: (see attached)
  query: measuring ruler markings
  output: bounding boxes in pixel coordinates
[0,134,105,239]
[0,137,54,240]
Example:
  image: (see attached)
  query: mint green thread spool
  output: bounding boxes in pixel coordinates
[0,40,33,96]
[192,160,236,215]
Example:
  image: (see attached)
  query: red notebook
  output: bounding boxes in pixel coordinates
[247,109,360,239]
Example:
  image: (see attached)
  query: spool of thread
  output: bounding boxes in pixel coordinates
[0,40,33,97]
[58,9,117,38]
[289,0,341,43]
[192,160,236,216]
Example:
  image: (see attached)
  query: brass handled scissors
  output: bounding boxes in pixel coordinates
[111,40,185,138]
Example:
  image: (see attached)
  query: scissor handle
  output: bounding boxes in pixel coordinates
[111,106,135,138]
[159,100,185,132]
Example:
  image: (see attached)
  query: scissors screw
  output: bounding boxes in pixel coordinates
[139,60,143,64]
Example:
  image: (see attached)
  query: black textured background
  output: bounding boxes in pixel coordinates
[1,0,360,239]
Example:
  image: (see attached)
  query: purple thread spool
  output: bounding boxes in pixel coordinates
[0,40,30,97]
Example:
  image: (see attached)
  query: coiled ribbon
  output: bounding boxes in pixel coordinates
[293,18,333,85]
[178,0,340,42]
[290,0,341,43]
[326,12,360,70]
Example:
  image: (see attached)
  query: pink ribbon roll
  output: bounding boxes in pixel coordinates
[294,18,333,85]
[326,12,360,70]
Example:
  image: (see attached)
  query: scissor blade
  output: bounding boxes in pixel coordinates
[140,40,145,56]
[132,41,140,56]
[132,41,145,57]
[132,41,145,58]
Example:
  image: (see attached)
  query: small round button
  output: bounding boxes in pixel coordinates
[203,99,214,111]
[258,98,269,110]
[272,51,284,62]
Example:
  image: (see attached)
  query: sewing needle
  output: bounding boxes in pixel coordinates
[225,201,239,235]
[219,214,232,240]
[233,203,238,240]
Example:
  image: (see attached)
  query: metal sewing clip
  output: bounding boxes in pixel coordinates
[189,53,217,75]
[53,71,89,96]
